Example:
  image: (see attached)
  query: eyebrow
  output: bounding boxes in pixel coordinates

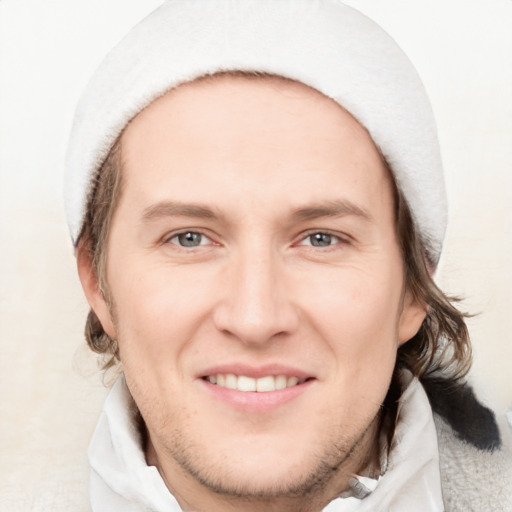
[141,199,371,224]
[290,200,371,222]
[142,201,220,221]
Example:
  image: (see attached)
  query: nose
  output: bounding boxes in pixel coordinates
[213,248,299,347]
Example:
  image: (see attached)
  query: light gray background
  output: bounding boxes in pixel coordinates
[1,0,511,509]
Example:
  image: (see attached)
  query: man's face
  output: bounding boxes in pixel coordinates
[82,76,425,503]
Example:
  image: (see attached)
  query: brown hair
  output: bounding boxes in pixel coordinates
[78,77,472,382]
[394,187,471,381]
[79,138,123,370]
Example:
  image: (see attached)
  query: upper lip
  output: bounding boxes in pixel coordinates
[199,363,314,380]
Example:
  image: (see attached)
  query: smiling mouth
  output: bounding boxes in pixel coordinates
[202,374,311,392]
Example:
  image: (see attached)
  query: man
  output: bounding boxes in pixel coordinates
[64,1,511,510]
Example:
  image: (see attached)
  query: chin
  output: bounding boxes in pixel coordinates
[178,454,329,499]
[164,427,355,500]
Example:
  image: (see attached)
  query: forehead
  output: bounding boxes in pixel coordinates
[122,74,378,160]
[119,74,393,220]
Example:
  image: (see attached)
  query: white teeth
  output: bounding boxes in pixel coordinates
[225,374,237,390]
[275,375,287,390]
[207,374,306,392]
[256,376,275,392]
[287,376,299,387]
[238,375,257,392]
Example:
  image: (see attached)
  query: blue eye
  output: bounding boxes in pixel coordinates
[300,232,340,247]
[169,232,209,247]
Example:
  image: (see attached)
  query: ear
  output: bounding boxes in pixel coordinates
[76,243,117,339]
[398,290,427,346]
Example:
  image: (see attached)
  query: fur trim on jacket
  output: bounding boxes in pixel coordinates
[425,378,512,512]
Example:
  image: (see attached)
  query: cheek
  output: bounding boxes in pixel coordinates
[108,260,213,362]
[303,261,404,374]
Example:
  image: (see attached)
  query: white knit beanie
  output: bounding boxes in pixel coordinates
[64,0,447,267]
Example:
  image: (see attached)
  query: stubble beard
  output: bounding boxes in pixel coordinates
[152,412,381,509]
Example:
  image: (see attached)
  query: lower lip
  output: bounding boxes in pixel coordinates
[199,379,315,413]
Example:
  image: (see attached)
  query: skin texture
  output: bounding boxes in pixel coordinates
[78,76,426,512]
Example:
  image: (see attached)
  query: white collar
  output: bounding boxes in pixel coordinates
[89,372,443,512]
[323,371,444,511]
[88,377,181,511]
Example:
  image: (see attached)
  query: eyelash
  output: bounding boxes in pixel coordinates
[296,230,348,249]
[165,230,214,248]
[163,229,349,250]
